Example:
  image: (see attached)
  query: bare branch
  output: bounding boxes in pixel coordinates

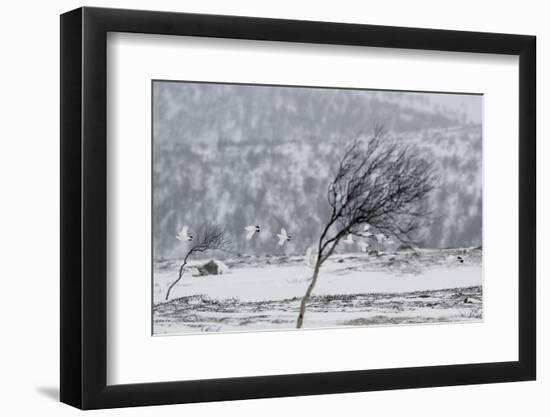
[322,130,437,249]
[184,223,232,261]
[165,223,231,301]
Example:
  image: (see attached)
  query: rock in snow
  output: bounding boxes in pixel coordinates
[195,260,229,276]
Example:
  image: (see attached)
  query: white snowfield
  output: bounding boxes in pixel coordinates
[155,253,479,303]
[153,248,482,334]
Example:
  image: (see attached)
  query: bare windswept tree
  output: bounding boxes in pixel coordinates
[165,223,231,301]
[296,126,437,328]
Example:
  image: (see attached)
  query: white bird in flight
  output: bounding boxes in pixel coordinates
[245,225,260,240]
[446,255,464,267]
[362,224,374,237]
[276,228,291,245]
[305,247,317,268]
[176,225,193,242]
[343,234,354,245]
[357,241,370,252]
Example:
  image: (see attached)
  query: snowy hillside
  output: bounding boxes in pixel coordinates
[153,125,482,259]
[153,82,482,259]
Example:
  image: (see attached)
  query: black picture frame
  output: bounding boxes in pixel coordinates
[60,6,536,410]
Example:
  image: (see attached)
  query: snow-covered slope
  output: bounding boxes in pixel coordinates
[153,126,481,259]
[153,248,482,334]
[153,82,482,259]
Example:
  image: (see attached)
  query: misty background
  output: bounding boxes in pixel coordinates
[153,81,482,260]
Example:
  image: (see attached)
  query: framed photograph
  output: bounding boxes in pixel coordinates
[60,6,536,409]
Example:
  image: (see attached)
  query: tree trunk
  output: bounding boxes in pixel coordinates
[165,262,187,301]
[296,262,321,328]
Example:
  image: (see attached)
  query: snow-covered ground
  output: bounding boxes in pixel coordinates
[153,248,482,335]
